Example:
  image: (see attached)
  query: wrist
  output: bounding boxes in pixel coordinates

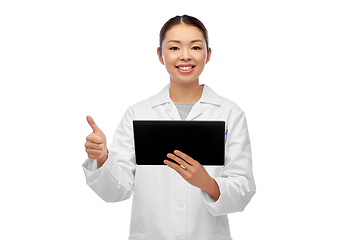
[203,177,220,201]
[97,153,108,169]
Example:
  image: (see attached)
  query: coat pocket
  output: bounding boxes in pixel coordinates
[128,233,146,240]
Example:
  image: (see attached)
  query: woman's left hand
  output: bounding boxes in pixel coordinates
[164,150,220,201]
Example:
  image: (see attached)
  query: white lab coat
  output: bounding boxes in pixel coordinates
[82,84,256,240]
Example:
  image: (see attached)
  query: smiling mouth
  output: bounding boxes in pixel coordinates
[176,66,195,71]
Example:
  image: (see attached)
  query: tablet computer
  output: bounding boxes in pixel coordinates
[133,120,225,166]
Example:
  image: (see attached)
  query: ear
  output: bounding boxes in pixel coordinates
[157,47,165,65]
[206,48,212,64]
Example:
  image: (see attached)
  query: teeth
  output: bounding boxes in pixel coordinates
[178,66,193,70]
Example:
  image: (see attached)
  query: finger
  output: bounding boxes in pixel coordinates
[86,115,102,134]
[85,141,103,150]
[86,148,102,156]
[173,150,196,166]
[164,159,187,174]
[86,133,103,144]
[167,153,190,168]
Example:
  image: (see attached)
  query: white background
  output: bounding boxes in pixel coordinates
[1,0,359,239]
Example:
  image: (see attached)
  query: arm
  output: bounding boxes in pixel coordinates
[82,109,136,202]
[164,110,256,215]
[201,111,256,216]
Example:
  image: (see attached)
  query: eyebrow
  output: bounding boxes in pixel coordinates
[167,39,203,44]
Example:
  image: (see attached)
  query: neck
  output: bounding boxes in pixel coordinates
[169,80,203,103]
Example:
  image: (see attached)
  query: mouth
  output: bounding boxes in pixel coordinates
[175,64,195,73]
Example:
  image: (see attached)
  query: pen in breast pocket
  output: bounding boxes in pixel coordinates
[225,124,228,144]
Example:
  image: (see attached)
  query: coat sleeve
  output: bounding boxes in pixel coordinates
[201,109,256,216]
[82,108,136,202]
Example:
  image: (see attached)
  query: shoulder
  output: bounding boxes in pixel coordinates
[220,95,244,113]
[204,85,244,115]
[124,96,153,117]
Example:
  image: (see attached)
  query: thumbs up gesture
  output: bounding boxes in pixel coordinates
[85,115,108,168]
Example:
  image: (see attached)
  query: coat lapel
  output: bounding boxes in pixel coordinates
[186,101,202,120]
[166,101,182,120]
[151,84,220,121]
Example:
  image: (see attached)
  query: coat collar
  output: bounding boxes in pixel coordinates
[151,84,221,107]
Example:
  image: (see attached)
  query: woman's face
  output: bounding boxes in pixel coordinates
[158,24,211,85]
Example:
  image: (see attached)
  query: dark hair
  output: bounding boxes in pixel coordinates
[159,15,209,54]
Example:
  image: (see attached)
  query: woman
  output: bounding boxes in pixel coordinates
[83,15,256,240]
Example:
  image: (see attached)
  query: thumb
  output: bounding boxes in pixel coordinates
[86,115,102,134]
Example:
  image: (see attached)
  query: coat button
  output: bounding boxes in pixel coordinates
[178,203,185,209]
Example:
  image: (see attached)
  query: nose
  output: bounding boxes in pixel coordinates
[180,49,191,61]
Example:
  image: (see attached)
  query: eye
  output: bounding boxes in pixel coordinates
[192,46,202,50]
[170,46,179,50]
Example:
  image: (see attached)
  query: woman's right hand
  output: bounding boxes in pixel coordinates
[85,115,108,168]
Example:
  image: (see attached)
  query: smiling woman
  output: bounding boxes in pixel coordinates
[157,22,212,103]
[83,14,256,240]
